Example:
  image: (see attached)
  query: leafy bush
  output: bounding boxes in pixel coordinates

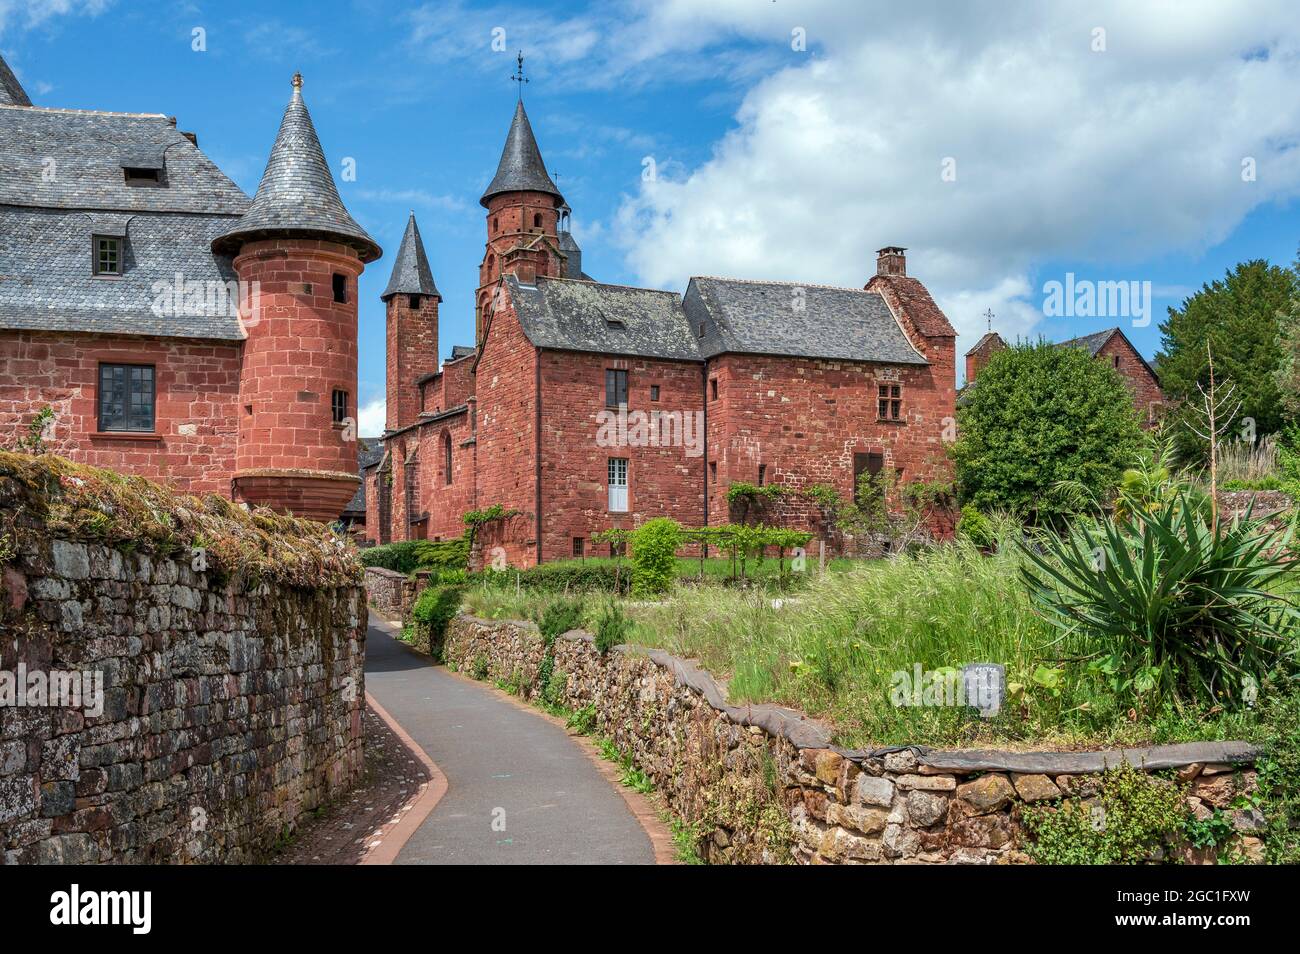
[630,517,683,596]
[410,581,466,659]
[953,340,1144,522]
[594,601,633,655]
[534,597,585,645]
[1020,490,1300,707]
[956,504,994,548]
[542,667,569,708]
[1022,762,1190,864]
[361,537,469,575]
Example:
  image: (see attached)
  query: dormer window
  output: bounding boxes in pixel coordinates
[93,236,121,276]
[123,166,160,184]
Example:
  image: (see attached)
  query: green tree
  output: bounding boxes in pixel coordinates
[1156,259,1298,459]
[953,340,1143,522]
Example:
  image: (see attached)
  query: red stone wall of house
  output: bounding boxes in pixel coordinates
[230,238,363,520]
[363,465,382,545]
[537,350,706,562]
[477,191,564,341]
[413,410,476,542]
[705,350,955,532]
[386,293,439,431]
[471,294,539,568]
[0,330,241,495]
[1095,335,1163,426]
[440,354,475,409]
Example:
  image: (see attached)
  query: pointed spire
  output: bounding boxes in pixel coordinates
[0,54,33,107]
[381,212,441,301]
[479,100,563,208]
[213,73,381,262]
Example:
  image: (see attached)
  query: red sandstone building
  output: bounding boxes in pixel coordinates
[0,63,379,521]
[367,100,960,566]
[962,328,1164,424]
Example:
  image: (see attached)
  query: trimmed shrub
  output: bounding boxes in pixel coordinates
[630,517,682,597]
[410,582,466,659]
[480,561,630,594]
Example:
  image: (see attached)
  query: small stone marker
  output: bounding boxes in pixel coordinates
[962,663,1004,718]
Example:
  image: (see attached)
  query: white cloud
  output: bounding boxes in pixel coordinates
[0,0,111,37]
[606,0,1300,357]
[357,397,386,438]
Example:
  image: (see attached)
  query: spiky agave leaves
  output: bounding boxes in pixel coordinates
[1019,490,1300,707]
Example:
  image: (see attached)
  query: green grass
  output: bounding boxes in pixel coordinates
[462,532,1276,749]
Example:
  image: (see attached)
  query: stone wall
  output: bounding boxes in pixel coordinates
[0,452,366,864]
[444,615,1262,865]
[364,566,411,621]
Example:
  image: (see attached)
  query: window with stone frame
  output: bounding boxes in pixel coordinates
[877,382,902,421]
[331,389,348,424]
[97,363,154,432]
[605,369,629,408]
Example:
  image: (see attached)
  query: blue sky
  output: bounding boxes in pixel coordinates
[3,0,1298,434]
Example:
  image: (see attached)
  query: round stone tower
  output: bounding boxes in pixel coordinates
[212,73,381,522]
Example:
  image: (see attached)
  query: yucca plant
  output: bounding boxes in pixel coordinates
[1020,491,1300,707]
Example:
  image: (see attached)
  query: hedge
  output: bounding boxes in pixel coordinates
[360,537,469,575]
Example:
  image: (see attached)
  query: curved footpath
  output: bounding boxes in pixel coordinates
[364,614,660,865]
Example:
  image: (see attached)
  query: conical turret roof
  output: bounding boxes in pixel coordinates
[381,213,441,300]
[479,100,563,208]
[213,73,380,262]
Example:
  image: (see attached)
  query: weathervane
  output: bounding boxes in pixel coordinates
[511,50,528,100]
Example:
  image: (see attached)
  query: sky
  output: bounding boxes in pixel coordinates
[3,0,1299,437]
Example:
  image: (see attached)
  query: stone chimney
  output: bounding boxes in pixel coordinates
[876,246,907,277]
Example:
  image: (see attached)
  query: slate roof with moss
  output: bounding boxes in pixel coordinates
[480,101,564,207]
[380,212,440,301]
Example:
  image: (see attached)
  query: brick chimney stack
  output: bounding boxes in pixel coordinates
[876,246,907,277]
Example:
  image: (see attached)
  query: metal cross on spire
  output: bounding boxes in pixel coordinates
[983,307,995,333]
[511,50,528,100]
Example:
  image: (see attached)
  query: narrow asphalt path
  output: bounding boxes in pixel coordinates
[364,614,657,865]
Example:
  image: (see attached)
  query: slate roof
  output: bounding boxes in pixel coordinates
[344,437,384,516]
[450,344,476,360]
[0,91,251,339]
[0,54,32,107]
[685,277,928,364]
[965,331,1005,356]
[0,207,245,339]
[0,105,249,214]
[380,212,440,300]
[506,275,701,360]
[480,101,563,207]
[212,75,380,263]
[1058,326,1159,382]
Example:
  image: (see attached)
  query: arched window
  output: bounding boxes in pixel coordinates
[492,216,499,233]
[533,212,542,229]
[443,431,453,484]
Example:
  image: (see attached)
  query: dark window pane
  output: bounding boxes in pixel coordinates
[98,363,154,432]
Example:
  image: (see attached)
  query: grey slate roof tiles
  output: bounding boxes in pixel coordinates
[0,105,250,214]
[480,100,563,207]
[381,212,440,300]
[0,206,245,339]
[0,55,32,107]
[685,277,928,364]
[212,76,381,263]
[505,274,930,366]
[507,275,701,360]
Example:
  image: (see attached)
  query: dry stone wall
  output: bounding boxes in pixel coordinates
[444,615,1262,865]
[0,452,366,864]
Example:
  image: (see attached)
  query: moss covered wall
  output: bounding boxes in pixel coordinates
[0,452,366,863]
